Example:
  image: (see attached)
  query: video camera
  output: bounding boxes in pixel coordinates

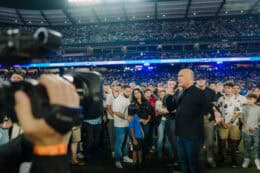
[0,27,61,65]
[0,28,103,134]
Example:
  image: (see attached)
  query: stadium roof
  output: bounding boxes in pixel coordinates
[0,0,259,26]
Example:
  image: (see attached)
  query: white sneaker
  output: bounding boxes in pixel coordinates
[19,162,32,173]
[207,157,216,168]
[173,171,181,173]
[149,145,156,153]
[255,159,260,170]
[112,152,115,158]
[115,161,123,168]
[123,156,133,163]
[242,158,250,168]
[77,152,85,159]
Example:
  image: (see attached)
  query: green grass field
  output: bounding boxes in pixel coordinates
[71,135,259,173]
[71,160,260,173]
[71,148,260,173]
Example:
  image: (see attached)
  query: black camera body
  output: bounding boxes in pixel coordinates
[0,27,62,65]
[0,79,49,122]
[64,71,104,120]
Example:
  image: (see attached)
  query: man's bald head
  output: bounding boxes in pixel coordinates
[181,69,194,80]
[178,68,194,89]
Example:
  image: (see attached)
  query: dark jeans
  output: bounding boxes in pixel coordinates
[157,119,173,158]
[83,122,102,161]
[142,123,151,154]
[243,130,260,159]
[107,119,115,152]
[149,121,155,146]
[176,136,201,173]
[166,118,178,159]
[203,121,215,160]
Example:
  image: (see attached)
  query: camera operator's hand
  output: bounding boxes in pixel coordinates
[14,75,80,146]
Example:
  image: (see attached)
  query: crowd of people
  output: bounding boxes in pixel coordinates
[101,66,259,93]
[0,65,259,93]
[102,70,260,171]
[57,16,259,44]
[0,16,258,63]
[84,69,260,172]
[1,16,259,44]
[0,66,259,173]
[0,16,259,45]
[0,14,259,173]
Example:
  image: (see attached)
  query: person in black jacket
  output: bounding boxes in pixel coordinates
[196,75,217,168]
[166,69,210,173]
[164,81,182,165]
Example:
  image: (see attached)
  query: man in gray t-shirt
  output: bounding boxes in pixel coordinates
[240,93,260,170]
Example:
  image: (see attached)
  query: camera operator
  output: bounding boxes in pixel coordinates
[0,74,80,173]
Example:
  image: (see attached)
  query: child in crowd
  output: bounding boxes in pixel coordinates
[217,82,242,167]
[127,103,144,168]
[240,93,260,170]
